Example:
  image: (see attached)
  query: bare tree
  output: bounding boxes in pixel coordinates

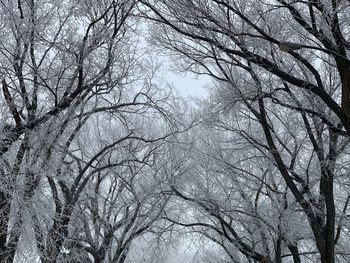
[60,138,170,263]
[141,1,350,262]
[0,0,181,262]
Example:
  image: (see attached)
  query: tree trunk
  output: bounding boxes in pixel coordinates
[339,62,350,127]
[0,191,10,263]
[287,244,301,263]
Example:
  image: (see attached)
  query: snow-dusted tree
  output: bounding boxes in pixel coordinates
[28,96,176,263]
[56,131,171,263]
[141,1,350,262]
[0,0,180,262]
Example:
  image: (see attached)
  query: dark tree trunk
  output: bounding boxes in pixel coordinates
[287,244,301,263]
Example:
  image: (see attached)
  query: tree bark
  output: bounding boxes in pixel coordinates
[341,65,350,120]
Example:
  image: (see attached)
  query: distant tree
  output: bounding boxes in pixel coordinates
[62,139,170,263]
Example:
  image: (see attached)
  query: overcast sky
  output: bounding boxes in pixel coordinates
[156,55,212,99]
[167,70,211,98]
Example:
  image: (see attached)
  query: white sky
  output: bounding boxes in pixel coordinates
[167,70,211,98]
[138,31,212,99]
[158,57,212,99]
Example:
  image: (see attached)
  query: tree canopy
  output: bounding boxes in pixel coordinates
[1,0,350,262]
